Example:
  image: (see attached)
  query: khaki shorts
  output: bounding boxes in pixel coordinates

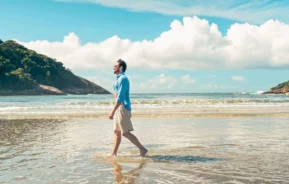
[114,105,134,133]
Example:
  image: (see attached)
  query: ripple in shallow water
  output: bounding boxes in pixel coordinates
[1,117,289,183]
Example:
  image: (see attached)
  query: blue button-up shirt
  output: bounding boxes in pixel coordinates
[113,72,131,110]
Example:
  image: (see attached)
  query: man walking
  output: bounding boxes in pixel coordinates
[109,59,148,157]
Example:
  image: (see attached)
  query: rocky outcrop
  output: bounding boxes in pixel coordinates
[38,84,66,95]
[263,81,289,94]
[0,84,66,95]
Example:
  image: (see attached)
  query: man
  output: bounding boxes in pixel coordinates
[109,59,148,157]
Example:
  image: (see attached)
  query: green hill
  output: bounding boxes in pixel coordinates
[263,81,289,94]
[0,40,110,95]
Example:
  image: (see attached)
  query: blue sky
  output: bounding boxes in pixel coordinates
[1,0,289,93]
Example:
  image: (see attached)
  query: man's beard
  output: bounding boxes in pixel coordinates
[114,68,120,74]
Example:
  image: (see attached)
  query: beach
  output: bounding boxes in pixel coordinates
[3,0,289,183]
[1,93,289,183]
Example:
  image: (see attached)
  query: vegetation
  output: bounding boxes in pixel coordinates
[263,80,289,94]
[0,40,110,94]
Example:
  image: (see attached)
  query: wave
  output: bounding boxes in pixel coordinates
[2,94,289,119]
[251,90,265,95]
[2,107,289,119]
[46,99,289,106]
[131,99,289,105]
[1,98,289,114]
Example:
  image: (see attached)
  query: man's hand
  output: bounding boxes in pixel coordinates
[109,112,115,120]
[109,102,121,120]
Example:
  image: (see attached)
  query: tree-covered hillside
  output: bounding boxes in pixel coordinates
[0,40,110,95]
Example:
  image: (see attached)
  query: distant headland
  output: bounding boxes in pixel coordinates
[0,39,110,95]
[263,81,289,95]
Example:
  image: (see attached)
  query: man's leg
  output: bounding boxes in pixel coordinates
[111,131,121,156]
[122,132,148,157]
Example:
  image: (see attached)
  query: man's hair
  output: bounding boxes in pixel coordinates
[117,59,127,72]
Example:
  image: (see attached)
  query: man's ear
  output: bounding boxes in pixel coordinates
[119,66,123,72]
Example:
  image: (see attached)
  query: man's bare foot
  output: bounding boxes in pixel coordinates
[140,148,148,157]
[110,153,117,157]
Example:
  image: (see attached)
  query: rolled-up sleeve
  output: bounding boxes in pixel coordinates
[116,78,126,103]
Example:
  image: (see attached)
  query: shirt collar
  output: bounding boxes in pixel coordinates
[117,72,125,79]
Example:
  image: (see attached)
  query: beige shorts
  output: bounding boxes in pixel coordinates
[114,105,134,133]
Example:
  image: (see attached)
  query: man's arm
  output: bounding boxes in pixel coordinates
[109,102,122,119]
[109,79,126,119]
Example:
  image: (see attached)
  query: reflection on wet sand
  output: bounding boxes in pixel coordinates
[0,119,67,158]
[2,117,289,183]
[112,161,146,184]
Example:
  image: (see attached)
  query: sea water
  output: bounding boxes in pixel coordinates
[1,93,289,183]
[1,93,289,118]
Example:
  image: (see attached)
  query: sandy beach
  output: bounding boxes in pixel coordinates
[1,117,289,183]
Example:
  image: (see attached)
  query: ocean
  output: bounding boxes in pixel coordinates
[1,93,289,183]
[1,93,289,119]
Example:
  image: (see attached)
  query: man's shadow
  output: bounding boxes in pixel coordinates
[147,155,224,162]
[112,161,146,184]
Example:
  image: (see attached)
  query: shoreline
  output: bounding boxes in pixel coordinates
[2,111,289,120]
[2,105,289,119]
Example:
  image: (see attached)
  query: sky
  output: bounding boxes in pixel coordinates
[1,0,289,93]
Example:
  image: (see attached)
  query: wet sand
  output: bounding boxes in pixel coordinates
[1,117,289,183]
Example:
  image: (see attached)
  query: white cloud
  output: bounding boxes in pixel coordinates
[56,0,289,24]
[168,84,173,88]
[97,73,252,93]
[18,16,289,71]
[148,74,178,85]
[181,75,195,84]
[86,76,114,91]
[231,76,246,82]
[207,83,218,89]
[131,74,180,92]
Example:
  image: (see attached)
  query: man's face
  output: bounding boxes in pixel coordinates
[113,63,121,74]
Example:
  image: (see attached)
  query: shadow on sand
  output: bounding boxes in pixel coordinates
[147,155,225,163]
